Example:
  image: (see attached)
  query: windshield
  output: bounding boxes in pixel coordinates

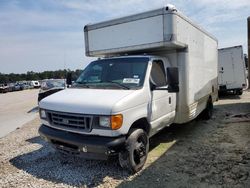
[75,57,149,90]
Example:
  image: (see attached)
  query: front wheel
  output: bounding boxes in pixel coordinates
[119,128,149,173]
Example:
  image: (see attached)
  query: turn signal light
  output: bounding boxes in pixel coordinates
[111,114,123,130]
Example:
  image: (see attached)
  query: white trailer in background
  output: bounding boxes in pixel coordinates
[218,46,247,95]
[39,5,218,173]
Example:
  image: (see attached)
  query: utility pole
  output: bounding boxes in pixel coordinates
[248,17,250,89]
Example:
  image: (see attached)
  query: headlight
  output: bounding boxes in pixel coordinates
[40,109,47,119]
[99,114,123,130]
[99,116,110,127]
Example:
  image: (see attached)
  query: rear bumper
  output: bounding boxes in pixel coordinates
[0,88,8,93]
[39,124,126,160]
[219,85,242,92]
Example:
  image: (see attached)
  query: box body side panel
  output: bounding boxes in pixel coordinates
[88,15,165,53]
[173,15,218,123]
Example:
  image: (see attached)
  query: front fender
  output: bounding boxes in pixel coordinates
[111,102,149,136]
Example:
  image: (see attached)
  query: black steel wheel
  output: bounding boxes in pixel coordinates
[119,128,149,173]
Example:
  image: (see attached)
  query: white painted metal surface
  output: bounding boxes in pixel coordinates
[88,15,164,52]
[218,46,247,90]
[174,14,218,123]
[84,6,216,57]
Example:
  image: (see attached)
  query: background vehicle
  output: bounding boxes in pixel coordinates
[38,5,218,173]
[0,83,9,93]
[7,83,15,92]
[18,83,29,90]
[218,46,247,95]
[14,84,21,91]
[31,80,41,88]
[38,79,65,102]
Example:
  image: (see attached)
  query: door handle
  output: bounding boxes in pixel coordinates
[169,97,171,104]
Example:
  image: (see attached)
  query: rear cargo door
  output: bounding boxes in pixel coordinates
[219,51,236,87]
[231,47,247,88]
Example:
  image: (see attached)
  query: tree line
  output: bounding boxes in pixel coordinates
[0,69,83,84]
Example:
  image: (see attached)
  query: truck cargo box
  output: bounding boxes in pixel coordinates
[84,6,218,123]
[84,7,216,57]
[218,45,247,94]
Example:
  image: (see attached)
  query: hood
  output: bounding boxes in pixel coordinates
[39,88,135,115]
[39,87,65,94]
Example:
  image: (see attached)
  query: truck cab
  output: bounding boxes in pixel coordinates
[39,55,179,172]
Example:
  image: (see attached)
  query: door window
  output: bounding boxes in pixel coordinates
[150,60,167,87]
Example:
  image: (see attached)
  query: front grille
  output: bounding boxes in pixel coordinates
[47,111,93,133]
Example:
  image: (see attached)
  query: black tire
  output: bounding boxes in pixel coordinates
[119,128,149,173]
[236,89,243,95]
[202,98,213,120]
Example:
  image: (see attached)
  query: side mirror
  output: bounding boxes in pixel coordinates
[66,72,72,87]
[150,80,169,91]
[167,67,179,93]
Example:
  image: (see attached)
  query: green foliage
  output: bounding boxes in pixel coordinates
[0,69,82,84]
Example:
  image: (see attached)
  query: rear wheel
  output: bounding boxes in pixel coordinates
[201,98,213,120]
[119,128,149,173]
[236,89,243,95]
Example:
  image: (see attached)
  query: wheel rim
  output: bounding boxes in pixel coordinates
[133,134,147,165]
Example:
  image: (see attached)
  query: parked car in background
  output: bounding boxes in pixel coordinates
[7,83,15,92]
[14,84,21,91]
[18,83,30,90]
[38,79,65,102]
[31,80,41,88]
[25,81,33,89]
[0,84,9,93]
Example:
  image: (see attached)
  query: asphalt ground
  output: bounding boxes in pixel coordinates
[0,89,39,138]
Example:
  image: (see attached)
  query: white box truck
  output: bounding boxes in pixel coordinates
[38,5,218,173]
[218,46,247,95]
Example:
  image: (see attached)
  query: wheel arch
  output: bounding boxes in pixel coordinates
[129,118,150,135]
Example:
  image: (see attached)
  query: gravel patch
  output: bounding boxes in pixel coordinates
[0,118,137,188]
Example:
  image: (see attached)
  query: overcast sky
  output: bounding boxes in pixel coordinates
[0,0,249,74]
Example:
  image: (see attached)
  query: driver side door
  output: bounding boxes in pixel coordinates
[149,59,175,134]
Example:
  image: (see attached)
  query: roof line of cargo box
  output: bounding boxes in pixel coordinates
[96,55,155,60]
[84,6,217,42]
[218,45,243,51]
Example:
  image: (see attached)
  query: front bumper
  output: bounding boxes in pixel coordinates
[39,124,126,160]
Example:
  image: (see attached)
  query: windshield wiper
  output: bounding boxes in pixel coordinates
[104,81,130,90]
[74,81,130,89]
